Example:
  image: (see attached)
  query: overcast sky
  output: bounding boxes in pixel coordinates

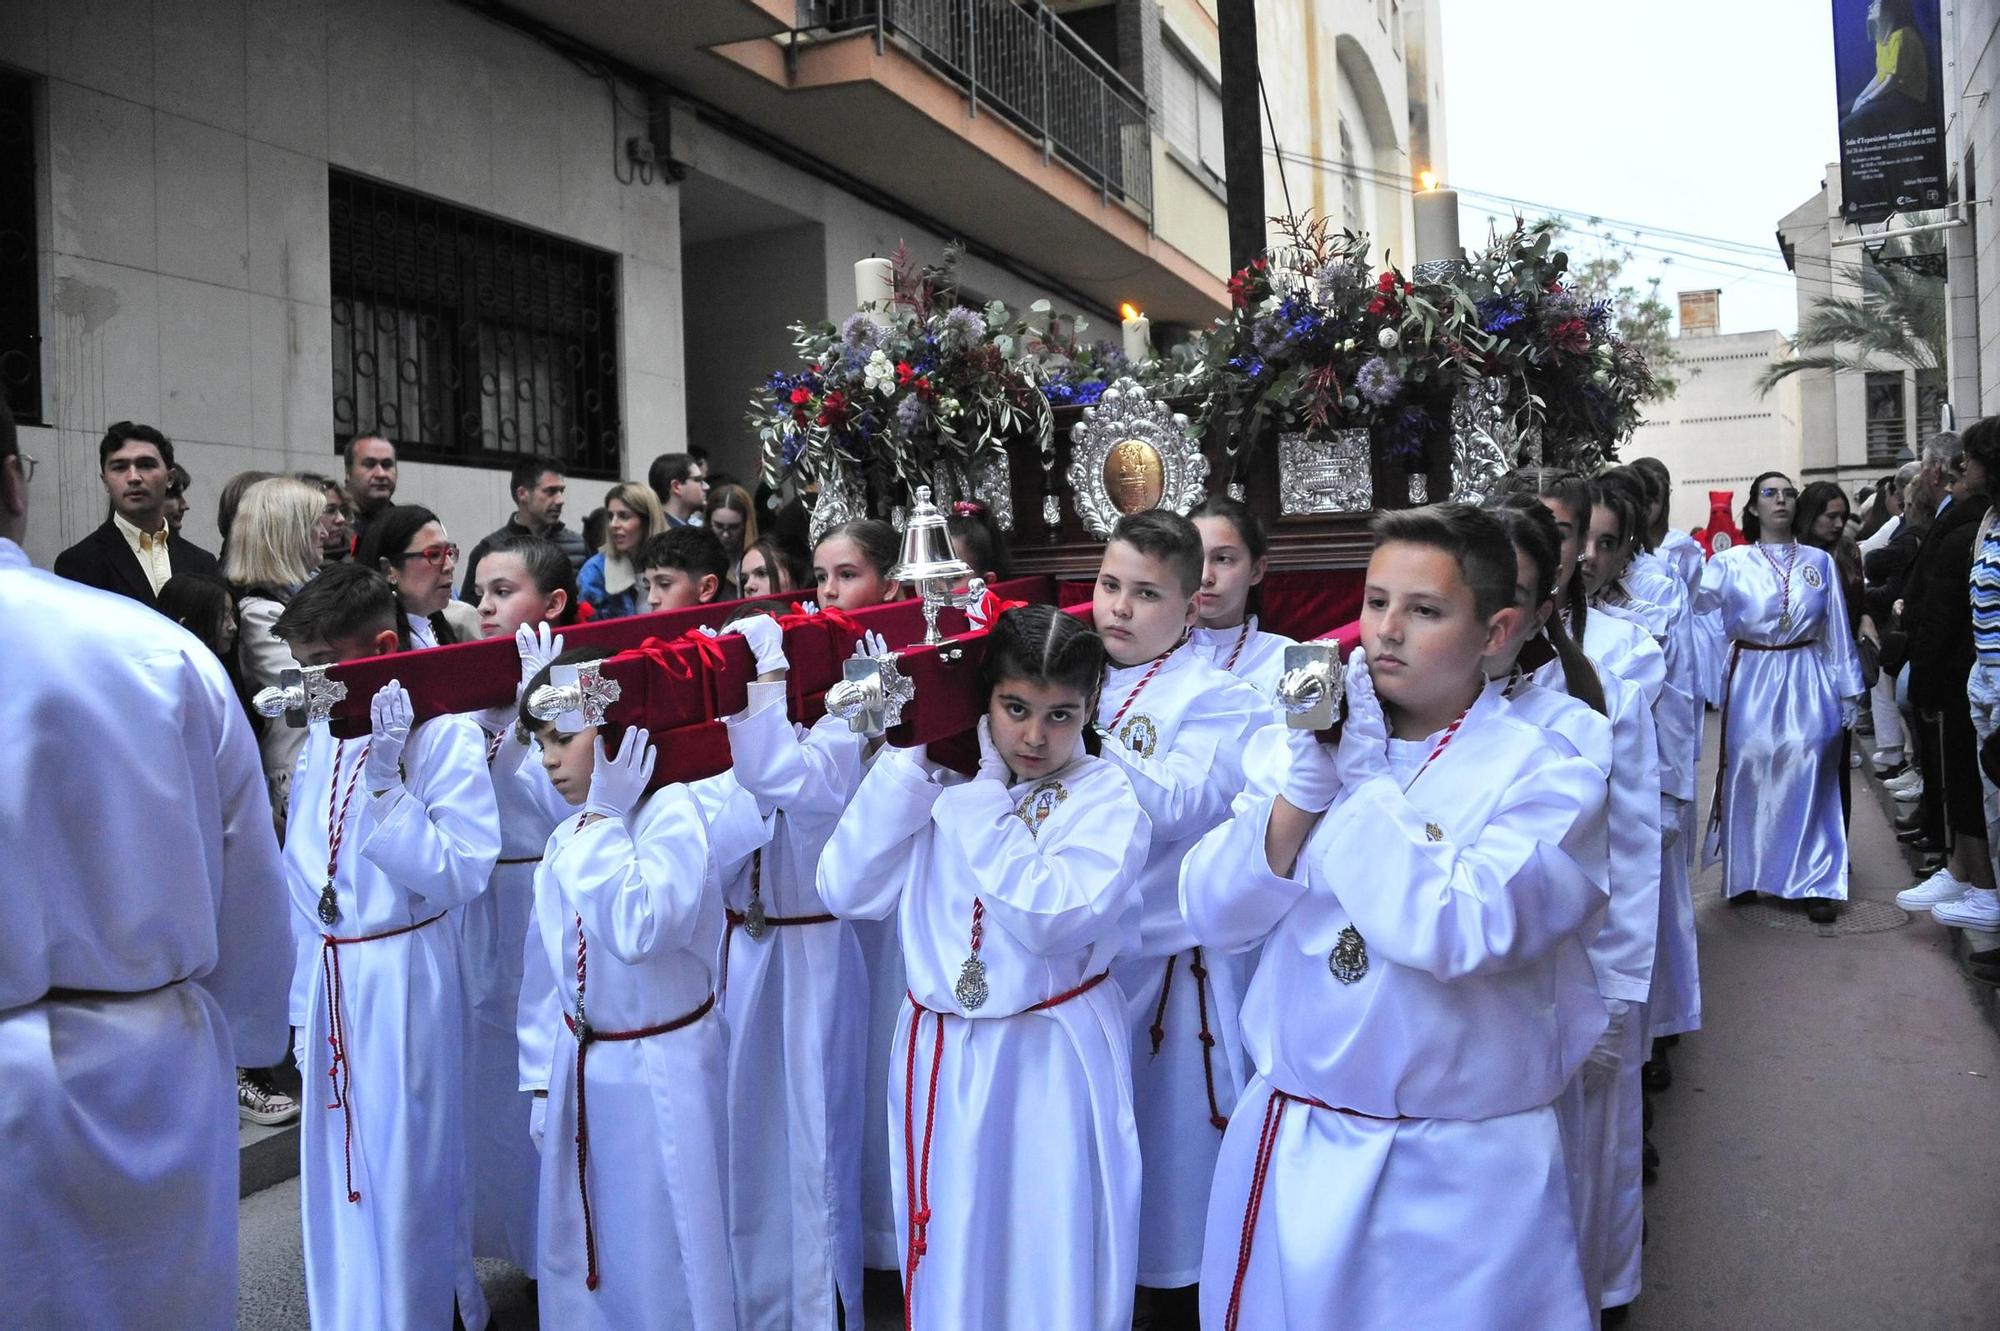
[1436,0,1841,336]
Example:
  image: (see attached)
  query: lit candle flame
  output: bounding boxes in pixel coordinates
[1419,170,1439,192]
[1120,302,1142,322]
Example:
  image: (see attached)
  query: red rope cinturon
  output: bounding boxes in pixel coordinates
[899,971,1110,1329]
[1147,949,1228,1131]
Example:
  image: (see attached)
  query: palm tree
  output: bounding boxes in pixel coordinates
[1756,259,1945,395]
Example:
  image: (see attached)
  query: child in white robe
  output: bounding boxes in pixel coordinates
[817,605,1152,1331]
[273,563,501,1331]
[1189,495,1297,697]
[515,650,735,1330]
[1090,510,1267,1311]
[1181,504,1608,1331]
[459,536,580,1275]
[716,609,881,1329]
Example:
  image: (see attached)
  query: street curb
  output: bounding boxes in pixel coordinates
[1864,761,2000,1040]
[240,1123,299,1198]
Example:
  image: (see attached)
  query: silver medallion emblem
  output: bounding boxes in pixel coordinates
[1328,925,1369,984]
[743,897,768,940]
[954,954,990,1010]
[318,881,340,927]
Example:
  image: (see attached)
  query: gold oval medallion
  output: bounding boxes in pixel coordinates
[1103,439,1166,514]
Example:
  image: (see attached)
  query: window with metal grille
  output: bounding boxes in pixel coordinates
[0,72,41,425]
[1865,370,1909,465]
[328,171,621,477]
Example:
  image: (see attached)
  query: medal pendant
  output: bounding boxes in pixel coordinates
[317,882,340,927]
[1328,925,1369,985]
[743,897,769,940]
[953,954,989,1011]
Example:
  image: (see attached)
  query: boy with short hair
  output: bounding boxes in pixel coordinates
[637,527,731,612]
[1181,504,1609,1331]
[514,652,735,1329]
[1090,509,1267,1315]
[272,562,501,1331]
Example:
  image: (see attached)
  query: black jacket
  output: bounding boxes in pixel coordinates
[1903,494,1992,709]
[458,517,590,602]
[52,518,221,610]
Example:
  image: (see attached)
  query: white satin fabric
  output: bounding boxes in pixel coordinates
[285,716,501,1331]
[720,686,871,1328]
[818,746,1150,1331]
[518,791,735,1331]
[460,717,569,1274]
[1095,649,1265,1286]
[1696,543,1865,899]
[1,541,291,1329]
[1181,682,1607,1329]
[1189,615,1297,699]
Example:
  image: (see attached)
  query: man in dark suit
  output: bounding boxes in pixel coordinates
[53,422,220,609]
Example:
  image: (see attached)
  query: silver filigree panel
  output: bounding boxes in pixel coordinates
[1066,378,1208,538]
[1278,428,1374,515]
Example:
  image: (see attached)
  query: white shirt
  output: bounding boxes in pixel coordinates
[113,510,173,595]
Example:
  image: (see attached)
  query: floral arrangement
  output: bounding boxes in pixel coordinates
[1007,301,1138,409]
[753,244,1052,501]
[1189,215,1657,473]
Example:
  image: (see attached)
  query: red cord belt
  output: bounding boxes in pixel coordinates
[561,991,715,1291]
[1224,1086,1409,1331]
[1709,638,1817,836]
[718,907,840,993]
[1149,946,1230,1131]
[318,910,447,1206]
[899,969,1110,1331]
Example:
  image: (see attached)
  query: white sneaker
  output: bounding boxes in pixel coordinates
[1932,888,2000,932]
[1897,868,1973,909]
[1889,779,1925,803]
[1885,770,1923,794]
[1870,750,1906,770]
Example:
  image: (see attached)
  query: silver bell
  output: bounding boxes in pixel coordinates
[891,487,973,588]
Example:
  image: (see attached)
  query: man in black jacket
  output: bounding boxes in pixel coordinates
[52,422,219,610]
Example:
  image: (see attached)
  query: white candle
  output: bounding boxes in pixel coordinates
[1121,306,1151,363]
[855,257,894,315]
[1413,186,1462,265]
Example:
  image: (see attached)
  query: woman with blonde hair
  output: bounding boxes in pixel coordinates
[705,483,758,598]
[578,481,665,618]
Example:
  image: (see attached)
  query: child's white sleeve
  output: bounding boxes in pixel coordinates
[1599,675,1664,1003]
[817,745,945,921]
[516,860,561,1093]
[725,681,866,820]
[358,716,501,911]
[556,788,713,965]
[931,769,1150,957]
[1304,753,1609,981]
[1097,682,1263,837]
[1180,790,1310,953]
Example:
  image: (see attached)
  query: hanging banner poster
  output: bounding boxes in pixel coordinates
[1832,0,1947,223]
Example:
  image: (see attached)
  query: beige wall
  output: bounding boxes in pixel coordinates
[1626,330,1804,531]
[3,0,687,569]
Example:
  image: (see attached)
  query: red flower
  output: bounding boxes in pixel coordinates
[816,389,852,428]
[1368,297,1390,316]
[1377,272,1398,293]
[916,377,934,399]
[1551,318,1590,353]
[1545,280,1563,294]
[789,387,812,406]
[1401,281,1414,295]
[895,361,915,385]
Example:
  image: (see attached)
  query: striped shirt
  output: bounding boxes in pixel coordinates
[1971,517,2000,665]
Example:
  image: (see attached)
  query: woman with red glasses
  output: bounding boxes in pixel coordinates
[357,505,461,647]
[1696,471,1865,922]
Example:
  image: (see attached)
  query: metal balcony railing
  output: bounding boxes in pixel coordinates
[796,0,1154,220]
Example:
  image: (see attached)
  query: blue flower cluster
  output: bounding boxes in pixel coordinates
[1477,294,1527,336]
[940,306,987,346]
[1355,356,1403,406]
[1044,379,1109,406]
[1386,405,1434,458]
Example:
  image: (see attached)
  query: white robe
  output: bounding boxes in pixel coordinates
[720,685,872,1329]
[285,715,501,1331]
[1094,648,1266,1286]
[1,541,291,1330]
[518,789,735,1331]
[1190,615,1296,699]
[460,715,570,1273]
[1181,680,1607,1331]
[817,744,1151,1331]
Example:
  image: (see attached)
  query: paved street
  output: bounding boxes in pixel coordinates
[237,721,2000,1330]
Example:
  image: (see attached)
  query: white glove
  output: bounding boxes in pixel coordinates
[528,1094,547,1150]
[1841,696,1860,730]
[1583,999,1629,1089]
[796,599,821,616]
[363,683,413,791]
[854,629,889,660]
[734,614,789,676]
[583,727,656,821]
[975,716,1011,785]
[1334,650,1391,787]
[1280,727,1342,813]
[965,587,999,632]
[515,622,564,694]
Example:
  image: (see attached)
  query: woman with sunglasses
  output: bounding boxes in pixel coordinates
[1696,472,1865,921]
[357,504,461,647]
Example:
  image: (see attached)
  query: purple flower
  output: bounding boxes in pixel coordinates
[896,394,931,430]
[940,306,987,346]
[1315,259,1360,289]
[1477,294,1527,336]
[1355,357,1402,406]
[1389,406,1434,458]
[839,312,878,348]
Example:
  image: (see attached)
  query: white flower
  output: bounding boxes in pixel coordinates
[863,350,896,397]
[1377,327,1400,350]
[1340,338,1358,353]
